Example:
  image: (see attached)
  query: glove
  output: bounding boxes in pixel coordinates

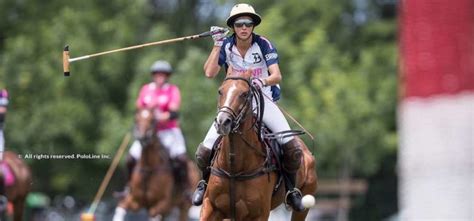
[210,26,229,46]
[252,78,265,89]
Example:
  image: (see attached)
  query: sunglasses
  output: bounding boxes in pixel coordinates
[234,19,254,28]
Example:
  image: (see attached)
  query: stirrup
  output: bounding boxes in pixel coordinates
[196,180,207,189]
[284,188,302,209]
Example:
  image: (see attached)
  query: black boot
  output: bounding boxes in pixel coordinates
[284,173,305,212]
[172,154,189,189]
[282,139,305,212]
[126,155,137,182]
[191,143,212,206]
[114,155,136,198]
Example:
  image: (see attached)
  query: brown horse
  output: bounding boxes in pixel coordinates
[113,108,199,221]
[200,71,318,221]
[0,151,32,221]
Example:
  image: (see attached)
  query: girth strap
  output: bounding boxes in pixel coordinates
[210,164,277,181]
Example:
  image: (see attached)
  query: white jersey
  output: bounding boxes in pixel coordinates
[219,33,281,101]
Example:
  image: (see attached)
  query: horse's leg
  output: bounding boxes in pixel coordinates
[148,198,171,219]
[290,210,310,221]
[112,207,127,221]
[113,195,134,221]
[200,198,224,221]
[177,204,190,221]
[12,197,25,221]
[148,214,162,221]
[291,140,318,221]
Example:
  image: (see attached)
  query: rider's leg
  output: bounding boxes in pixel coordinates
[191,123,218,206]
[282,139,304,211]
[115,141,140,197]
[171,154,189,187]
[158,128,189,187]
[126,155,137,182]
[260,96,305,211]
[127,140,142,181]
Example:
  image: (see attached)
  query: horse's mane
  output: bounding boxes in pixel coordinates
[226,68,252,79]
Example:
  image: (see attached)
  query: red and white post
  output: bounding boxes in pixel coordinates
[399,0,474,219]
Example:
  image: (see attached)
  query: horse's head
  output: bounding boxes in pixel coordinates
[134,108,157,146]
[216,70,255,135]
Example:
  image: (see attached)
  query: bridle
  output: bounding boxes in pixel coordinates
[133,109,158,147]
[216,76,264,135]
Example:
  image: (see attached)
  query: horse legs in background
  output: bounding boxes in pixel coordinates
[148,214,162,221]
[113,196,140,221]
[112,206,127,221]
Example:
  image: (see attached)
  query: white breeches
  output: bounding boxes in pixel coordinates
[129,127,186,159]
[203,95,293,149]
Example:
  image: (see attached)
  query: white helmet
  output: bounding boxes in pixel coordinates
[150,60,172,74]
[226,3,261,27]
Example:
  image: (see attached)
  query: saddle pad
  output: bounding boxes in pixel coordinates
[1,162,15,186]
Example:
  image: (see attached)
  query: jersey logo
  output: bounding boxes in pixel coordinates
[252,53,262,64]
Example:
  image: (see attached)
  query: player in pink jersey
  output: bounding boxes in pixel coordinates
[118,60,190,197]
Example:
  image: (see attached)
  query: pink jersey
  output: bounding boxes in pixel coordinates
[136,83,181,130]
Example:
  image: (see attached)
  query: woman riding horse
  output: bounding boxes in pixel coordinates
[192,3,310,212]
[199,70,317,221]
[113,108,174,221]
[123,60,190,194]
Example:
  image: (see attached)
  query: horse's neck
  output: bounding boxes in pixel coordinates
[141,139,166,166]
[219,110,264,171]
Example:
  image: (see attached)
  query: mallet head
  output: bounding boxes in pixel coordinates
[63,45,70,76]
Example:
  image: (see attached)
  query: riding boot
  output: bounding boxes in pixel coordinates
[172,154,189,189]
[114,156,136,198]
[126,155,137,182]
[282,139,305,212]
[191,143,212,206]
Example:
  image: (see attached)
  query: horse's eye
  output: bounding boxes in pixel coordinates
[218,90,222,96]
[240,92,249,98]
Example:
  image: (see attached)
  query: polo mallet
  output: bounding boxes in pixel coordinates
[63,28,228,76]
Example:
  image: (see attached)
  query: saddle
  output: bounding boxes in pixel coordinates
[210,120,300,195]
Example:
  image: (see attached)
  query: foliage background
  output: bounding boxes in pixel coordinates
[0,0,397,219]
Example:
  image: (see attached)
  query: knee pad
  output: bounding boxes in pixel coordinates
[282,140,303,173]
[195,143,212,171]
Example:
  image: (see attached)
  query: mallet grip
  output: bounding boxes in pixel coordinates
[197,28,229,38]
[63,46,70,76]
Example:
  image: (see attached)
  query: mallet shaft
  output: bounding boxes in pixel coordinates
[63,29,226,76]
